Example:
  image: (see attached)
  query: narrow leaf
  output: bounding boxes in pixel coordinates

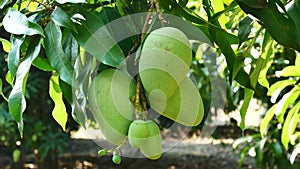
[0,79,8,101]
[62,31,78,65]
[49,74,68,131]
[260,104,276,136]
[238,16,253,46]
[8,35,25,79]
[0,0,9,9]
[73,10,125,67]
[239,88,254,131]
[8,37,41,137]
[237,0,300,51]
[71,53,94,126]
[0,38,11,53]
[282,102,300,149]
[290,144,300,164]
[51,7,77,32]
[258,38,274,89]
[276,86,300,123]
[209,20,252,89]
[281,56,300,77]
[32,56,54,71]
[44,21,74,85]
[252,40,274,88]
[271,142,283,157]
[3,8,44,36]
[5,71,14,87]
[268,79,296,103]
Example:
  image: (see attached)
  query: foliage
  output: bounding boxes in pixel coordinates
[0,0,300,167]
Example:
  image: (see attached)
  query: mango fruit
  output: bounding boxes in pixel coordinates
[128,120,149,148]
[148,77,204,126]
[88,69,136,145]
[112,154,122,164]
[139,27,192,99]
[140,120,162,160]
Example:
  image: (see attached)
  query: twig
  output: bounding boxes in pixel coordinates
[132,1,156,119]
[125,1,154,63]
[140,89,148,120]
[152,0,166,26]
[134,75,141,119]
[141,2,154,39]
[31,0,48,9]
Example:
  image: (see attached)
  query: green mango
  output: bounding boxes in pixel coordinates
[128,120,149,148]
[12,149,21,162]
[88,69,136,145]
[139,27,192,100]
[148,77,204,126]
[140,121,162,160]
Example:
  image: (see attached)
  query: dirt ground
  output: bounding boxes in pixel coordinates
[0,125,257,169]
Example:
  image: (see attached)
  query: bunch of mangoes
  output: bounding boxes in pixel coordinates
[88,27,204,163]
[139,27,204,126]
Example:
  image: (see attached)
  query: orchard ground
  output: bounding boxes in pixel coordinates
[0,99,264,169]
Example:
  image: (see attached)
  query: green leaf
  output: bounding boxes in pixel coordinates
[0,79,8,102]
[239,88,254,131]
[260,104,276,136]
[44,21,74,85]
[8,35,25,79]
[62,31,78,65]
[8,37,41,137]
[232,55,245,83]
[98,7,136,55]
[32,56,54,71]
[3,8,44,36]
[209,20,252,89]
[239,146,251,167]
[287,1,300,47]
[282,101,300,149]
[73,10,125,67]
[254,138,267,167]
[251,39,274,88]
[55,0,85,4]
[71,53,95,126]
[238,0,268,9]
[290,144,300,164]
[238,16,253,46]
[49,74,68,131]
[276,86,300,123]
[268,79,296,102]
[59,78,72,104]
[232,135,252,149]
[258,35,274,89]
[0,0,9,9]
[0,38,11,53]
[281,56,300,77]
[51,7,77,32]
[237,0,300,51]
[271,141,283,158]
[5,71,14,87]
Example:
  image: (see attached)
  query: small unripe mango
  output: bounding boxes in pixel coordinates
[139,27,192,99]
[128,120,149,148]
[112,154,121,164]
[149,77,204,126]
[88,69,136,145]
[140,120,162,160]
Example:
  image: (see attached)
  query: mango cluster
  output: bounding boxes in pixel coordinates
[88,27,204,162]
[139,27,204,126]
